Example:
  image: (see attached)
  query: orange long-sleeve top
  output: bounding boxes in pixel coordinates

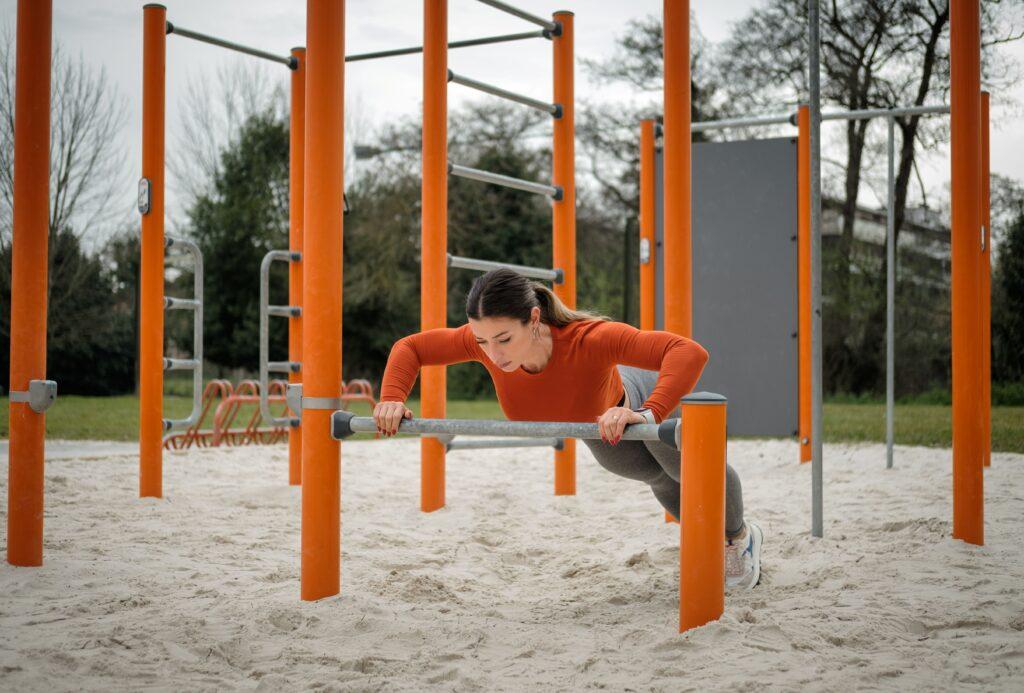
[379,319,709,424]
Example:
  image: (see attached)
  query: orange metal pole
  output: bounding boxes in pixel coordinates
[950,0,984,545]
[140,3,166,499]
[639,119,656,333]
[679,394,726,632]
[662,0,692,339]
[797,105,812,463]
[552,10,576,496]
[301,0,345,600]
[420,0,448,512]
[288,47,306,486]
[6,0,52,568]
[980,91,991,468]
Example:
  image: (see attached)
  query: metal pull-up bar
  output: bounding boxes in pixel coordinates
[346,31,547,63]
[449,162,562,200]
[448,253,563,284]
[166,22,296,69]
[476,0,560,35]
[448,69,561,117]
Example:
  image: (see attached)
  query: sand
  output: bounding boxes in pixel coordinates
[1,436,1023,691]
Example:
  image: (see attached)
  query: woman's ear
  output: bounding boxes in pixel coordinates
[531,306,542,325]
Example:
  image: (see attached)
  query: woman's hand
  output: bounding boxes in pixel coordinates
[373,401,413,436]
[597,406,645,445]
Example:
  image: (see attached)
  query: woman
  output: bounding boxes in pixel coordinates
[374,269,762,589]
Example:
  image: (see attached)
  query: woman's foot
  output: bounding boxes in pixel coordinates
[725,521,763,590]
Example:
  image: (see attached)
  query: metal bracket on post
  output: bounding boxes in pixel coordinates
[286,384,303,423]
[9,379,58,414]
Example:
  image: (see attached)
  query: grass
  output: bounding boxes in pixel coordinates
[1,397,1021,453]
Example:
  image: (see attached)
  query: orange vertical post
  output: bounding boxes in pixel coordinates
[288,47,306,486]
[552,10,576,496]
[420,0,448,512]
[950,0,984,545]
[662,0,692,339]
[140,3,166,499]
[639,119,656,333]
[6,0,52,568]
[679,393,726,632]
[797,105,812,463]
[301,0,345,600]
[980,91,991,468]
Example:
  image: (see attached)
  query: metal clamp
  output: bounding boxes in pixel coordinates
[9,379,58,413]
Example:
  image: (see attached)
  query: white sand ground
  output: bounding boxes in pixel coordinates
[1,437,1023,691]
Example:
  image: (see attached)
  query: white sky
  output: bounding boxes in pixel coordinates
[2,0,1022,241]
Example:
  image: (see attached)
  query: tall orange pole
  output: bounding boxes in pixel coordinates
[288,47,306,486]
[552,11,576,496]
[639,119,656,333]
[6,0,52,568]
[950,0,984,545]
[420,0,448,513]
[980,91,991,468]
[662,0,692,339]
[797,106,812,463]
[301,0,345,600]
[679,393,726,632]
[140,3,166,499]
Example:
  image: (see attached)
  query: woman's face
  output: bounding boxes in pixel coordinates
[468,309,539,372]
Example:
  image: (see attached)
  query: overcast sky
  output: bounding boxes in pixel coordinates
[2,0,1022,242]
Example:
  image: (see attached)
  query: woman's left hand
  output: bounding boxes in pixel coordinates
[597,407,645,445]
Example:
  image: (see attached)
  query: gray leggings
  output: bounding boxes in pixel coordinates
[582,366,745,537]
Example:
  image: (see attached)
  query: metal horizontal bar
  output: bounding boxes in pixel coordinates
[691,113,794,133]
[449,162,562,199]
[332,411,679,448]
[448,253,562,283]
[164,296,199,310]
[821,104,950,122]
[167,23,295,69]
[446,437,563,452]
[268,361,301,373]
[268,305,301,318]
[448,70,560,117]
[163,358,200,371]
[476,0,558,33]
[346,30,547,63]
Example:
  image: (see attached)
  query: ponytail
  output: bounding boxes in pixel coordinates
[466,268,609,326]
[530,283,610,327]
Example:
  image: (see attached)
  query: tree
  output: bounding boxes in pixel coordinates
[992,191,1024,385]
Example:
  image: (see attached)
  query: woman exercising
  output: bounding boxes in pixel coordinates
[374,269,762,589]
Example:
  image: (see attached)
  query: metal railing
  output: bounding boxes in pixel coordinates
[259,250,301,428]
[162,235,203,432]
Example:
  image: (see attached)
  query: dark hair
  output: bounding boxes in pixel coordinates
[465,269,609,327]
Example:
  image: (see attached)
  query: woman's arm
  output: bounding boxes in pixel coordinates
[379,324,480,402]
[587,321,709,422]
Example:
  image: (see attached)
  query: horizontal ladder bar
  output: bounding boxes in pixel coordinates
[448,70,560,117]
[268,305,301,318]
[268,361,301,373]
[449,163,561,199]
[332,412,679,448]
[166,23,296,69]
[448,253,563,283]
[163,358,200,371]
[446,437,564,452]
[164,296,199,310]
[346,31,547,63]
[476,0,559,34]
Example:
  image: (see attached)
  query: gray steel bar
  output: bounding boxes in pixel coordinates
[448,253,563,283]
[268,361,301,373]
[448,70,560,117]
[691,113,793,133]
[809,0,824,538]
[886,117,896,469]
[260,250,301,427]
[821,104,949,122]
[449,162,562,199]
[332,411,679,448]
[268,305,301,318]
[475,0,558,33]
[345,31,547,63]
[446,437,564,452]
[163,236,203,432]
[166,23,295,69]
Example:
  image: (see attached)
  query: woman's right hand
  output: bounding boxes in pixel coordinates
[373,401,413,436]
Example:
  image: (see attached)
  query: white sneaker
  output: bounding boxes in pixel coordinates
[724,521,763,590]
